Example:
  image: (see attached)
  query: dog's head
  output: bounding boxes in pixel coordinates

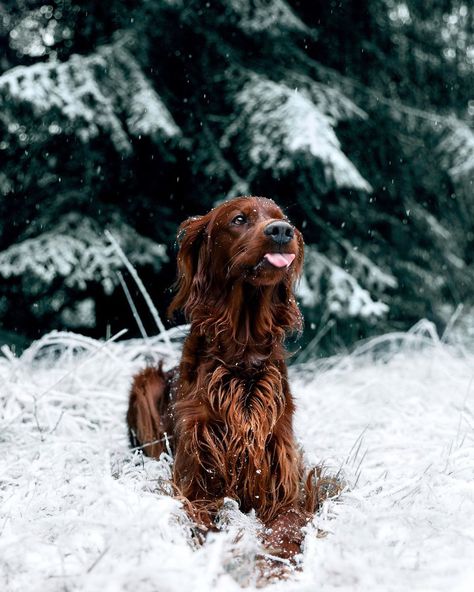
[168,196,304,322]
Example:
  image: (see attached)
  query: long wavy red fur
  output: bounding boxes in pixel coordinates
[127,196,320,557]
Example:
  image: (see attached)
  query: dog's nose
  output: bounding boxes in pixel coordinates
[264,221,295,245]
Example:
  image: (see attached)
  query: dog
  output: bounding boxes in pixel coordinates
[127,196,325,559]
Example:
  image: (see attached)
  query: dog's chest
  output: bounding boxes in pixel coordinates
[205,363,286,429]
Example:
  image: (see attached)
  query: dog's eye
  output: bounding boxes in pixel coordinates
[232,214,247,226]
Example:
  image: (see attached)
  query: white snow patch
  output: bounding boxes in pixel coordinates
[1,321,473,591]
[0,213,168,295]
[298,246,392,320]
[227,0,310,35]
[0,43,180,155]
[223,75,372,194]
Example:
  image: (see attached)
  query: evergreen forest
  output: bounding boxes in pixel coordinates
[0,0,473,353]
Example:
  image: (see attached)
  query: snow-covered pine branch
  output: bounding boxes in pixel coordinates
[0,42,181,155]
[286,73,369,123]
[340,241,398,295]
[226,0,310,35]
[296,49,473,207]
[180,0,309,35]
[0,212,168,295]
[436,119,474,201]
[407,202,466,275]
[298,246,392,321]
[221,74,372,194]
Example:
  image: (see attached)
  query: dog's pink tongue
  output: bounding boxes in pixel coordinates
[264,253,296,268]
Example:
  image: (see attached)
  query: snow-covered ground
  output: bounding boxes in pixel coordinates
[1,321,473,592]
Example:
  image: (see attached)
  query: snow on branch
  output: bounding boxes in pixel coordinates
[408,202,452,242]
[340,241,398,294]
[0,43,181,154]
[437,119,474,196]
[298,245,391,320]
[288,74,369,123]
[222,74,372,193]
[0,213,168,294]
[226,0,309,35]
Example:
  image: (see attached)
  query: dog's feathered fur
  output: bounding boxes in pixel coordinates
[127,196,322,557]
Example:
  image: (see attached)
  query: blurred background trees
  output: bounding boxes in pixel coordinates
[0,0,473,353]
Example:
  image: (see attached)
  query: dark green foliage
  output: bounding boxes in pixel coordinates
[0,0,472,352]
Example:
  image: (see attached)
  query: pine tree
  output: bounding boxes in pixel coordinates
[0,0,472,350]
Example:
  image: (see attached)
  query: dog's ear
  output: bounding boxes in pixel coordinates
[168,214,210,319]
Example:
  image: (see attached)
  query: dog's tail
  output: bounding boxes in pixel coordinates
[127,363,173,459]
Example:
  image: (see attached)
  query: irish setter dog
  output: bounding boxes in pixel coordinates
[127,196,323,560]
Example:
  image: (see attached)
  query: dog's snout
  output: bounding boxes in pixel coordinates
[264,220,294,245]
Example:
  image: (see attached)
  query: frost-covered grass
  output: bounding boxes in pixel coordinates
[1,321,473,591]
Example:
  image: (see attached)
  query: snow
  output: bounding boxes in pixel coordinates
[437,120,474,194]
[298,246,391,320]
[227,0,310,35]
[223,75,372,194]
[287,75,369,124]
[0,213,168,296]
[8,7,63,58]
[0,43,180,155]
[1,321,473,591]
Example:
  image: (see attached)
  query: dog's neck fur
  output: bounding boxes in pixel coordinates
[175,281,301,520]
[187,281,298,365]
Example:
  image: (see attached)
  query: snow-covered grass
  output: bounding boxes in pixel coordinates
[1,321,473,591]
